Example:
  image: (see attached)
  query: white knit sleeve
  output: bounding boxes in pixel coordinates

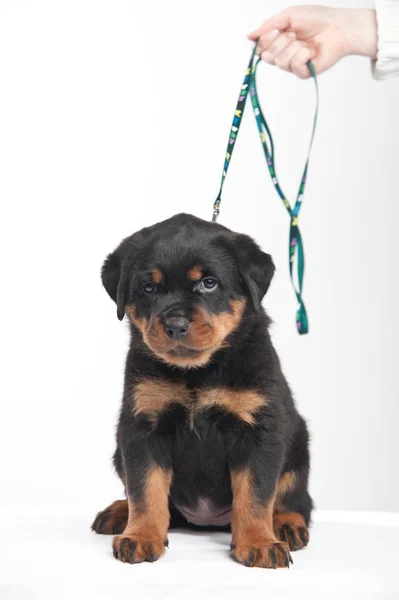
[373,0,399,79]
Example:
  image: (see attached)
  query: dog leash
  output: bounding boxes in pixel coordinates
[212,44,319,335]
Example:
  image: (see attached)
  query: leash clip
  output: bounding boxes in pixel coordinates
[212,199,221,222]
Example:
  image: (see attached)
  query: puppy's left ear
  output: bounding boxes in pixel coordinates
[234,233,275,309]
[101,251,127,321]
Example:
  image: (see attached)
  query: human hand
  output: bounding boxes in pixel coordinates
[248,6,378,78]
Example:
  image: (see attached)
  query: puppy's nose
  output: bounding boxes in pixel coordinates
[164,317,190,340]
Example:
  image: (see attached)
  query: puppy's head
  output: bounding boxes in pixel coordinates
[102,214,274,369]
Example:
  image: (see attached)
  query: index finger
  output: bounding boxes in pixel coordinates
[248,12,291,41]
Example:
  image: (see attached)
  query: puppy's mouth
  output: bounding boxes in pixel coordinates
[166,346,204,358]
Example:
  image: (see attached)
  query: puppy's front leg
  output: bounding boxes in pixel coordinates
[112,435,172,564]
[230,451,292,569]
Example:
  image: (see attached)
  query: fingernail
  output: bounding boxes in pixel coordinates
[266,29,279,41]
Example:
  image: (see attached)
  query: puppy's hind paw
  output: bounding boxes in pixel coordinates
[91,500,128,535]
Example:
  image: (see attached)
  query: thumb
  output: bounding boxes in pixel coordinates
[248,12,291,41]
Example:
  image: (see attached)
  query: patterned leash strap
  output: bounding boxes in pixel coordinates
[212,44,319,335]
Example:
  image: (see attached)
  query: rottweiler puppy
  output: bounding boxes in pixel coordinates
[91,213,312,568]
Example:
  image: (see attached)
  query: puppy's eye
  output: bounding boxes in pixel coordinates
[198,277,218,292]
[143,283,157,295]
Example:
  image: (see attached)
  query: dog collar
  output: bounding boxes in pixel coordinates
[212,44,319,335]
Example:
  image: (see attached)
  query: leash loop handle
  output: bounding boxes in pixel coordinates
[213,44,319,335]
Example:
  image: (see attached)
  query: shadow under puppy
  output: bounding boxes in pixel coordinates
[92,213,312,568]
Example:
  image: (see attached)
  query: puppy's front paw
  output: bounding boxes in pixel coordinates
[231,540,292,569]
[112,534,166,564]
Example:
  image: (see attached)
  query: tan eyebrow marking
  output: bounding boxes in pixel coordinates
[152,269,163,284]
[187,265,203,281]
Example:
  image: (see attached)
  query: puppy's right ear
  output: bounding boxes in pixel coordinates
[101,251,127,321]
[232,233,275,310]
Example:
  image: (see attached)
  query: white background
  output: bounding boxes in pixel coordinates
[0,0,398,515]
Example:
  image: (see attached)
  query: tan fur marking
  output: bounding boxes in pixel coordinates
[124,467,172,540]
[152,269,163,284]
[126,304,148,334]
[277,471,297,498]
[230,470,290,568]
[274,471,297,512]
[160,299,246,368]
[132,379,265,427]
[91,499,128,535]
[273,511,309,550]
[273,511,306,532]
[113,467,172,562]
[231,470,275,541]
[198,388,265,426]
[212,299,245,342]
[187,265,203,281]
[133,379,189,425]
[127,299,246,370]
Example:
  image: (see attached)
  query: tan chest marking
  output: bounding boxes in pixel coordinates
[133,379,189,425]
[132,379,266,427]
[197,388,265,426]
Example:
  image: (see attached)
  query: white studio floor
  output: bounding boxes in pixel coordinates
[1,506,398,600]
